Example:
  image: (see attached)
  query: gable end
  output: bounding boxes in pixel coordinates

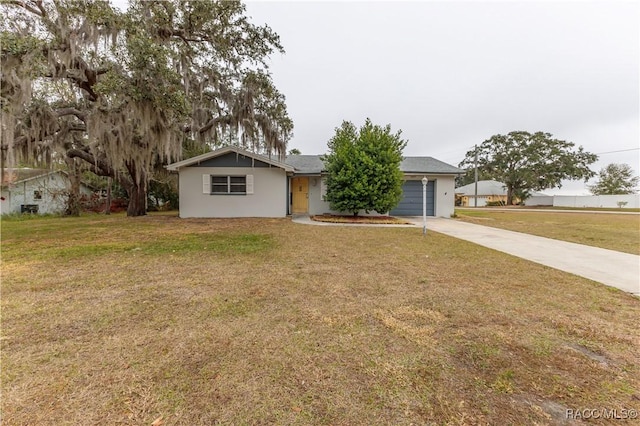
[188,152,271,168]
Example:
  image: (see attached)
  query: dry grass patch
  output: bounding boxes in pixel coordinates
[456,209,640,255]
[374,306,445,347]
[2,213,639,425]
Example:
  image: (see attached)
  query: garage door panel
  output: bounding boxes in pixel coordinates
[391,180,434,216]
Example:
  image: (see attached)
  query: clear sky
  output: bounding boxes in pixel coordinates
[111,0,639,194]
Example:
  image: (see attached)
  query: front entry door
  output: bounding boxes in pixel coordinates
[291,177,309,214]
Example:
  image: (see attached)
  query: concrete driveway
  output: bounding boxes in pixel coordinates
[409,217,640,296]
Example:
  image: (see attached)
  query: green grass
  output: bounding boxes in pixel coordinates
[455,209,640,255]
[2,213,639,425]
[1,214,273,261]
[3,233,271,261]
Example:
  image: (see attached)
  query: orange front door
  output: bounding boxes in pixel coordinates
[291,177,309,214]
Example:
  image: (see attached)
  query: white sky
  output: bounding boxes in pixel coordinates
[114,0,640,194]
[245,0,639,194]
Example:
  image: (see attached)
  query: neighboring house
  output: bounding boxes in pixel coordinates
[1,168,93,215]
[456,180,546,206]
[166,146,464,218]
[456,180,510,206]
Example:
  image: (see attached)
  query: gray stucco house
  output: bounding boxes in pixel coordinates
[166,146,463,218]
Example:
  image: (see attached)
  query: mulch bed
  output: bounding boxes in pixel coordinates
[311,214,412,224]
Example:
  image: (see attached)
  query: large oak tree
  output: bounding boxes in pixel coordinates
[458,131,597,205]
[1,0,292,216]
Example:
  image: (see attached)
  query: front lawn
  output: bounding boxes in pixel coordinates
[2,214,639,424]
[456,209,640,255]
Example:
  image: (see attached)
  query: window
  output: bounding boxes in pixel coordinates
[21,204,39,213]
[211,175,246,194]
[203,174,253,195]
[33,190,42,200]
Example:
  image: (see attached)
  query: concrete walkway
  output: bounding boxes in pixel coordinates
[292,215,640,295]
[409,217,640,296]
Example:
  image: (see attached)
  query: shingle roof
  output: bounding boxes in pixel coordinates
[284,155,325,174]
[284,155,464,175]
[166,147,463,175]
[456,180,549,197]
[2,168,52,186]
[400,157,465,174]
[456,180,508,196]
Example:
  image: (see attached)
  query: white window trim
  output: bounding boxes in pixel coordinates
[203,174,254,195]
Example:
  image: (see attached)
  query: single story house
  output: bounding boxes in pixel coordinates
[166,146,464,218]
[456,180,510,206]
[1,168,94,215]
[456,180,546,206]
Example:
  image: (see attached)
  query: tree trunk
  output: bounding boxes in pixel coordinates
[67,149,148,216]
[105,177,112,215]
[126,180,147,216]
[122,160,147,217]
[65,158,81,216]
[506,186,514,206]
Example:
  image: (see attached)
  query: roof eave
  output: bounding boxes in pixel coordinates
[3,170,93,187]
[402,171,465,175]
[7,170,56,185]
[166,146,293,172]
[292,171,323,175]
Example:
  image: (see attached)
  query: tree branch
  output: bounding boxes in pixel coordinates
[56,107,86,122]
[44,61,100,101]
[67,148,114,177]
[3,0,42,16]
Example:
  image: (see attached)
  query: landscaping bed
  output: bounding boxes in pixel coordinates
[311,214,412,224]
